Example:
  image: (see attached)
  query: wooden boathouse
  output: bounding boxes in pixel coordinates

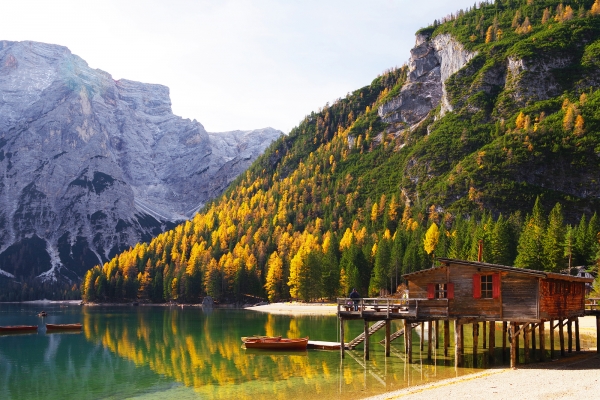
[338,257,598,368]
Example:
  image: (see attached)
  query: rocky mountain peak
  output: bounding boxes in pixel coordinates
[0,40,282,284]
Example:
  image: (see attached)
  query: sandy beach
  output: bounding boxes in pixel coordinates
[246,301,339,315]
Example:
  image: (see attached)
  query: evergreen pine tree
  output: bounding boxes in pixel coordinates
[515,197,546,270]
[543,203,565,272]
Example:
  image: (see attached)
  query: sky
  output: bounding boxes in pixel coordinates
[1,0,476,133]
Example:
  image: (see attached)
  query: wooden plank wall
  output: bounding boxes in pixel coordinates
[539,280,586,319]
[448,265,501,319]
[501,273,538,319]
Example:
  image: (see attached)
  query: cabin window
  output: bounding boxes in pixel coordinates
[481,275,493,298]
[427,283,454,299]
[473,273,500,299]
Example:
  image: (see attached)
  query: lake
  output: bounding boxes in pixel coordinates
[0,304,594,399]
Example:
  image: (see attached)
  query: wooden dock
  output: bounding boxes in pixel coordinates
[307,340,347,350]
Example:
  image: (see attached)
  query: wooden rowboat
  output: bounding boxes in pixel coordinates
[243,336,308,350]
[0,325,38,333]
[46,323,82,330]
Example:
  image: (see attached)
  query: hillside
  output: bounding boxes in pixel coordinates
[79,0,600,304]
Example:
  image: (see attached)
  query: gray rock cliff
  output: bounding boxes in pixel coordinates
[0,40,282,283]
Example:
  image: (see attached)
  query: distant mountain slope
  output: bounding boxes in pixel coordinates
[0,40,281,294]
[79,0,600,304]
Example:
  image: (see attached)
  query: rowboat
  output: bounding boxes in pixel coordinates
[46,323,82,330]
[0,325,38,333]
[242,336,308,350]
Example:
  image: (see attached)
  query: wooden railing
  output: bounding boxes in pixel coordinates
[337,297,449,318]
[585,298,600,311]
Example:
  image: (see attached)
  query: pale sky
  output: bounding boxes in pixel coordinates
[1,0,475,133]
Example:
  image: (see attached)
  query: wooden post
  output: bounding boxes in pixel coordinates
[427,320,433,360]
[483,321,487,349]
[406,320,413,363]
[385,319,391,357]
[575,317,580,352]
[549,319,554,359]
[404,320,408,355]
[489,321,495,364]
[364,320,370,361]
[444,320,450,357]
[559,319,565,357]
[597,315,600,354]
[420,322,424,351]
[454,320,463,368]
[502,321,507,362]
[531,323,536,360]
[473,322,479,365]
[524,324,530,364]
[510,322,518,369]
[567,318,573,353]
[539,320,545,362]
[340,317,345,359]
[434,320,439,349]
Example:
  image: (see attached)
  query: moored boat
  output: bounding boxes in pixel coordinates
[0,325,38,333]
[242,336,308,350]
[46,323,82,330]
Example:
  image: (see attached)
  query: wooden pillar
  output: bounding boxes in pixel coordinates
[510,322,518,369]
[454,320,463,368]
[524,324,530,363]
[434,320,439,349]
[502,321,507,362]
[385,320,391,357]
[489,321,495,364]
[597,315,600,354]
[483,321,487,349]
[406,320,413,363]
[549,319,554,359]
[531,323,536,360]
[364,320,370,361]
[340,317,345,359]
[404,320,408,354]
[427,321,433,360]
[539,320,545,362]
[567,318,573,353]
[575,317,580,352]
[443,320,450,357]
[472,322,479,365]
[559,319,565,357]
[420,322,424,351]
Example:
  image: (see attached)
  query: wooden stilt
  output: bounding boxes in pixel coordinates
[539,320,545,362]
[473,322,479,365]
[502,321,507,362]
[427,320,433,360]
[567,318,573,353]
[597,315,600,354]
[489,321,495,364]
[575,317,580,352]
[524,324,530,363]
[510,322,518,369]
[559,319,565,357]
[404,320,408,355]
[406,320,413,363]
[550,319,555,359]
[385,319,391,357]
[420,322,424,351]
[434,320,439,349]
[531,323,536,360]
[340,317,345,359]
[444,320,450,357]
[454,320,463,368]
[364,320,370,360]
[483,321,487,349]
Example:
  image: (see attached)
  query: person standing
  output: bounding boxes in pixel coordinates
[349,288,361,311]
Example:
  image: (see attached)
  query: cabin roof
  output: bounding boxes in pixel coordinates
[403,257,594,283]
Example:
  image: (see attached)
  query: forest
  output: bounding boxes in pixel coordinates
[77,0,600,303]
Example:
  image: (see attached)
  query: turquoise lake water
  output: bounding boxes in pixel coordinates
[3,304,593,399]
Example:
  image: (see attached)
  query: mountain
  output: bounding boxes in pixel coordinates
[77,0,600,304]
[0,40,281,295]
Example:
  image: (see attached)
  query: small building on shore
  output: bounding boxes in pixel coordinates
[402,257,593,322]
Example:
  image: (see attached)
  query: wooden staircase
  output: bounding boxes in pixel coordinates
[378,323,419,345]
[347,320,387,349]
